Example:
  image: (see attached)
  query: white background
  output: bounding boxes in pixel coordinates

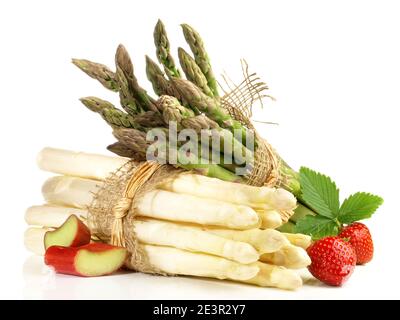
[0,0,399,299]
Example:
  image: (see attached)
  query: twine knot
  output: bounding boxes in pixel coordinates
[110,161,164,247]
[112,197,132,219]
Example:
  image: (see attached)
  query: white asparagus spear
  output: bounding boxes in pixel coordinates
[283,233,312,250]
[22,231,258,281]
[241,262,302,290]
[144,246,302,289]
[25,205,287,255]
[143,245,259,281]
[37,147,129,181]
[42,176,100,208]
[24,228,48,255]
[256,210,283,229]
[25,205,87,227]
[23,231,302,289]
[135,219,259,264]
[37,148,296,211]
[161,174,297,210]
[202,227,289,254]
[25,205,258,263]
[137,190,260,230]
[41,176,260,230]
[260,244,311,269]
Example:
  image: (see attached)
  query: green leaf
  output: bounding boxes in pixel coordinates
[294,215,339,240]
[338,192,383,224]
[299,167,340,219]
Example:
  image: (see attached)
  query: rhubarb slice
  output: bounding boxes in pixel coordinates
[45,243,127,277]
[44,214,90,249]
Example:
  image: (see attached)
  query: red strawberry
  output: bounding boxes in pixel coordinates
[339,222,373,264]
[307,236,356,286]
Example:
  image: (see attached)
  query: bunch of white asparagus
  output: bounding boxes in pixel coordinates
[24,148,312,290]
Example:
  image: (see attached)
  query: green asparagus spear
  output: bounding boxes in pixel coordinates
[113,128,241,182]
[134,110,165,128]
[72,57,140,115]
[181,23,219,97]
[103,108,141,128]
[107,142,137,159]
[156,95,195,125]
[79,97,142,129]
[79,96,115,113]
[80,97,161,129]
[115,44,158,113]
[154,19,181,78]
[146,56,202,114]
[72,59,119,92]
[145,55,174,97]
[178,47,213,97]
[156,96,241,171]
[279,162,302,197]
[176,152,242,182]
[170,77,252,145]
[112,128,150,161]
[114,64,141,115]
[157,95,253,166]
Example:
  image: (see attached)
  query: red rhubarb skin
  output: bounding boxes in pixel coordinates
[44,243,127,277]
[45,246,81,276]
[70,216,91,247]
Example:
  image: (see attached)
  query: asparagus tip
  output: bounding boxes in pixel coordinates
[116,44,128,60]
[117,43,125,50]
[71,58,85,68]
[79,97,99,113]
[79,96,114,113]
[115,44,134,75]
[181,23,195,33]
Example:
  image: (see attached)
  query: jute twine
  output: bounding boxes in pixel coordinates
[88,62,283,273]
[88,160,185,273]
[220,60,280,187]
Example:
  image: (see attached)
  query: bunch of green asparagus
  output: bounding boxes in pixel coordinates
[73,20,301,195]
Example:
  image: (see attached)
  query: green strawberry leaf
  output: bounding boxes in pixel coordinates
[294,215,339,240]
[338,192,383,224]
[299,167,340,219]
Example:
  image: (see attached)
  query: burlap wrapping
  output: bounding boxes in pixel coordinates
[220,60,280,187]
[88,160,186,274]
[88,62,283,273]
